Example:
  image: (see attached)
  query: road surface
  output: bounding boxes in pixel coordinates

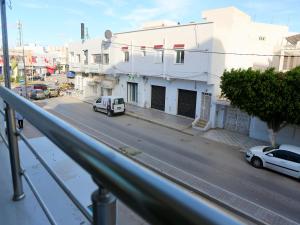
[34,96,300,224]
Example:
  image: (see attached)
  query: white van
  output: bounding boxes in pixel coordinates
[93,96,125,116]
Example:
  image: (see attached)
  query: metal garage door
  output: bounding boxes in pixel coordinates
[151,85,166,111]
[177,89,197,118]
[224,107,250,135]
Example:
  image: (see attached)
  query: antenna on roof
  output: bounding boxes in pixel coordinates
[81,23,85,43]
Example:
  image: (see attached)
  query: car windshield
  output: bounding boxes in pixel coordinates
[114,98,124,104]
[262,146,275,152]
[262,145,280,152]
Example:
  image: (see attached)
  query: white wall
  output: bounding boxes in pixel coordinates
[250,117,300,146]
[113,74,212,118]
[111,23,214,82]
[203,7,289,97]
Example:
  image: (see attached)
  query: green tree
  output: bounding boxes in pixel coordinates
[220,67,300,146]
[55,63,63,74]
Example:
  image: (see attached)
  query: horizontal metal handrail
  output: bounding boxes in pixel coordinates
[0,86,241,225]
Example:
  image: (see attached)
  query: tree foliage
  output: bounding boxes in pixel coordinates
[221,67,300,145]
[55,63,63,73]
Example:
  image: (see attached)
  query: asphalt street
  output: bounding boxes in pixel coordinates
[36,96,300,224]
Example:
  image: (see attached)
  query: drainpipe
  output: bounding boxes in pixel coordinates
[163,38,166,79]
[130,40,134,77]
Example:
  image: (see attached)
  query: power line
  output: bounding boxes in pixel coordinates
[108,41,300,58]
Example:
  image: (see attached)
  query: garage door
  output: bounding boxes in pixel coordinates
[224,107,250,135]
[177,89,197,118]
[151,85,166,111]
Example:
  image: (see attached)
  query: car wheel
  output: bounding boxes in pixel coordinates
[93,106,97,112]
[251,157,263,168]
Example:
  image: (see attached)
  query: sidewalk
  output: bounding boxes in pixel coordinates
[125,104,199,136]
[79,96,199,136]
[78,96,268,151]
[202,129,268,152]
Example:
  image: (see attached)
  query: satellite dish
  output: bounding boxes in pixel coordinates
[104,30,112,39]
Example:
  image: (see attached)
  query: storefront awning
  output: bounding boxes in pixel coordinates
[286,34,300,45]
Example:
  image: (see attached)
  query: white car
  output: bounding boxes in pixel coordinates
[93,96,125,116]
[246,144,300,179]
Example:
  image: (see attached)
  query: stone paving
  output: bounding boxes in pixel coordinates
[202,129,269,152]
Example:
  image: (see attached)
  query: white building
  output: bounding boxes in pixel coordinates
[249,33,300,145]
[45,45,69,73]
[68,7,300,145]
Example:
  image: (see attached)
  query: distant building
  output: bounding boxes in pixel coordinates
[278,33,300,71]
[0,43,68,84]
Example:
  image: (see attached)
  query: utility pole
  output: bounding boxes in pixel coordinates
[1,0,25,201]
[17,20,28,98]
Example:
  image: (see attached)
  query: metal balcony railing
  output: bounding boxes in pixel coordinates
[0,0,241,224]
[0,85,243,225]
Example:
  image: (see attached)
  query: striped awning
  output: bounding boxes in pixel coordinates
[286,34,300,45]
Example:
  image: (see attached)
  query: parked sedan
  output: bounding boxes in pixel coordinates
[48,87,59,97]
[30,89,46,100]
[246,144,300,179]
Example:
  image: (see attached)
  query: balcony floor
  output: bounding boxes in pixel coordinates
[0,134,147,225]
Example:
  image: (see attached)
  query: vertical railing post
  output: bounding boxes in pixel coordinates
[1,0,25,201]
[92,179,116,225]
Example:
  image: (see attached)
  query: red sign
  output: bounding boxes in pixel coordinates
[173,44,185,49]
[29,56,37,64]
[154,45,163,49]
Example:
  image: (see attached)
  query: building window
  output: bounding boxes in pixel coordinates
[127,82,138,103]
[92,54,101,64]
[283,56,288,70]
[124,51,129,62]
[83,50,88,65]
[175,50,184,64]
[70,52,74,63]
[259,36,266,41]
[76,54,81,63]
[102,53,109,64]
[141,46,146,56]
[155,50,164,63]
[289,56,294,69]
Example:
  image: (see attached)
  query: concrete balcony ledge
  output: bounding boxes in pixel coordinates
[0,135,147,225]
[69,63,83,72]
[86,64,101,73]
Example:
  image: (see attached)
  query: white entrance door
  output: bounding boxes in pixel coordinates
[200,92,211,121]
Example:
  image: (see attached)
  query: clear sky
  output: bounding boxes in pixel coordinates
[4,0,300,47]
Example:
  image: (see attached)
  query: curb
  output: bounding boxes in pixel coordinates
[48,99,299,225]
[131,154,299,225]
